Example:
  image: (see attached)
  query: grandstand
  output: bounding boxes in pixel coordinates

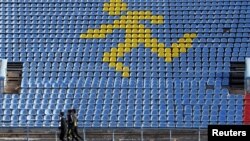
[0,0,250,140]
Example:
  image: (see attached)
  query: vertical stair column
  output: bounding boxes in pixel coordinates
[244,58,250,124]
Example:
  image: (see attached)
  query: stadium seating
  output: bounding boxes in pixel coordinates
[0,0,249,128]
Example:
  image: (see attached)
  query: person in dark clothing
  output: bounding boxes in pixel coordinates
[72,109,83,140]
[67,109,79,141]
[59,112,67,141]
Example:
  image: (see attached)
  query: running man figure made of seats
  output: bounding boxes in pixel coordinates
[81,0,197,77]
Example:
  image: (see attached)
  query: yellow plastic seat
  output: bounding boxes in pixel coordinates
[117,52,123,57]
[110,52,117,57]
[172,48,179,53]
[111,48,118,52]
[151,15,157,20]
[109,11,116,16]
[131,43,138,47]
[125,38,132,43]
[138,39,144,42]
[145,15,151,19]
[171,43,178,48]
[110,57,116,62]
[158,43,164,48]
[120,20,126,24]
[123,67,129,72]
[125,28,132,33]
[178,38,185,43]
[186,38,192,43]
[131,39,138,43]
[80,34,86,38]
[118,47,124,52]
[115,7,121,11]
[151,43,157,48]
[138,11,145,15]
[100,24,107,28]
[93,29,100,33]
[116,66,123,71]
[151,48,157,53]
[178,43,185,48]
[139,15,145,19]
[126,15,133,19]
[145,43,151,48]
[106,29,112,33]
[99,34,105,38]
[109,62,116,67]
[132,34,138,38]
[86,34,93,38]
[103,7,109,11]
[172,52,179,57]
[93,34,100,38]
[103,57,109,62]
[132,11,139,15]
[185,43,192,48]
[109,0,118,2]
[180,48,187,53]
[120,16,127,21]
[109,2,115,6]
[124,43,131,48]
[138,29,144,33]
[165,53,171,57]
[157,19,164,24]
[125,34,132,38]
[87,29,94,33]
[158,15,164,20]
[121,3,127,7]
[151,38,157,43]
[131,24,139,30]
[120,24,126,28]
[103,52,110,57]
[145,39,151,42]
[122,72,129,77]
[107,25,113,28]
[158,48,164,53]
[145,29,151,33]
[127,11,132,15]
[165,48,171,53]
[100,29,106,33]
[151,19,158,24]
[131,29,138,33]
[145,11,151,15]
[124,48,131,52]
[165,57,172,62]
[121,7,126,11]
[116,62,123,67]
[114,20,120,25]
[108,7,115,11]
[158,52,164,57]
[184,33,190,38]
[113,24,120,28]
[138,33,144,39]
[190,33,197,38]
[133,15,139,19]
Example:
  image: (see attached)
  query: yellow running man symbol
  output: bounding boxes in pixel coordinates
[80,0,197,77]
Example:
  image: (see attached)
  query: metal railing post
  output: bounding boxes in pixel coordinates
[140,128,143,141]
[112,129,115,141]
[198,127,200,141]
[26,123,29,141]
[55,130,58,141]
[83,128,86,141]
[169,129,172,141]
